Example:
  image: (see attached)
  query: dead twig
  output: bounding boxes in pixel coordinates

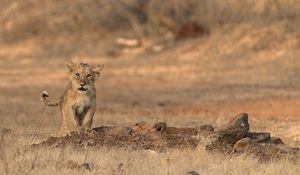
[30,103,47,144]
[0,128,9,175]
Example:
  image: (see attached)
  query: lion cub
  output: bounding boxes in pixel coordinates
[41,62,104,134]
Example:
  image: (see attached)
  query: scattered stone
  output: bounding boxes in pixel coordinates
[129,122,166,149]
[106,127,131,136]
[197,125,214,132]
[92,126,113,134]
[153,122,167,132]
[130,121,157,136]
[232,137,300,162]
[232,137,254,153]
[206,113,249,152]
[218,113,249,137]
[271,137,284,145]
[247,132,271,143]
[33,113,300,162]
[187,170,200,175]
[197,125,214,136]
[165,127,198,136]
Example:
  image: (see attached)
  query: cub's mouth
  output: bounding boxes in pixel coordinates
[78,87,88,91]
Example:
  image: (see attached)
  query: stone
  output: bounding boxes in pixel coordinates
[106,127,131,136]
[271,137,284,145]
[165,127,198,136]
[232,137,298,162]
[92,126,113,134]
[205,113,249,152]
[232,137,254,153]
[197,125,214,134]
[153,122,167,132]
[247,132,271,143]
[130,121,157,136]
[186,170,200,175]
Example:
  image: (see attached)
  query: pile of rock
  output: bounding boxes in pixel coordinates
[35,113,300,161]
[205,113,299,161]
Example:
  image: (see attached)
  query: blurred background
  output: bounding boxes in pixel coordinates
[1,0,300,58]
[1,0,300,144]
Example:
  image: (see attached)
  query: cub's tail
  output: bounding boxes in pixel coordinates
[41,91,61,107]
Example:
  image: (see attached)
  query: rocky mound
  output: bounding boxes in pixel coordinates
[34,113,300,162]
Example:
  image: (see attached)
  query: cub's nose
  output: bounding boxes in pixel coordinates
[80,82,85,86]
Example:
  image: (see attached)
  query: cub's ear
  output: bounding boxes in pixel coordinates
[93,64,104,79]
[65,61,77,72]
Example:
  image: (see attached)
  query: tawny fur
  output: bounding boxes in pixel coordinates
[41,62,104,134]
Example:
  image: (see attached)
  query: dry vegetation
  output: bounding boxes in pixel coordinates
[1,0,300,174]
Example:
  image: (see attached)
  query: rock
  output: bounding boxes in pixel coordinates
[130,121,157,136]
[198,125,214,132]
[186,170,200,175]
[165,127,198,136]
[106,127,131,136]
[153,122,167,132]
[32,117,300,162]
[232,137,300,162]
[92,126,113,134]
[197,125,214,135]
[92,126,131,136]
[218,113,249,136]
[247,132,271,143]
[129,122,166,150]
[206,113,249,152]
[232,137,254,153]
[271,137,284,145]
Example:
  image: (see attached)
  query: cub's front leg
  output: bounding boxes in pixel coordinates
[61,104,79,134]
[81,106,96,131]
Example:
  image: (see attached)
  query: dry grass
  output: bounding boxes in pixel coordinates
[2,137,300,175]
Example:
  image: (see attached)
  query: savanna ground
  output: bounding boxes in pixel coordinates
[1,0,300,174]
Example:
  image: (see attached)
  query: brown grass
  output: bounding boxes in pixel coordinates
[0,129,9,175]
[3,145,300,175]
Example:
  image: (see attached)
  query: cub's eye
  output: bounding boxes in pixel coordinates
[87,74,92,78]
[75,73,80,77]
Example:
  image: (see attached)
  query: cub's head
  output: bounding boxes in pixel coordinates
[66,62,104,92]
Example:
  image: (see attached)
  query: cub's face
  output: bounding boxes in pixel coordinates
[66,62,104,92]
